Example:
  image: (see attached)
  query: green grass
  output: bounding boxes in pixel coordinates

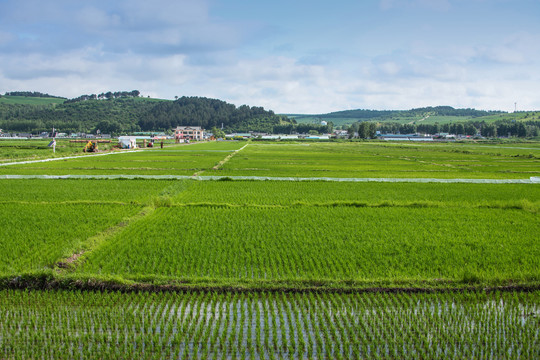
[1,289,538,359]
[0,95,65,105]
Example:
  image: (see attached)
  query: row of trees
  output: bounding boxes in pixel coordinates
[272,123,333,134]
[65,90,141,103]
[347,122,377,139]
[2,91,66,99]
[346,120,540,138]
[138,97,288,133]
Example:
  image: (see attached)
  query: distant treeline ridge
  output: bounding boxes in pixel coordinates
[2,91,66,99]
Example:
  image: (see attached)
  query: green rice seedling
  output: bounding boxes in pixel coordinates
[75,205,539,287]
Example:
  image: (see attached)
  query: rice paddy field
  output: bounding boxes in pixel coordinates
[0,139,539,359]
[204,142,540,179]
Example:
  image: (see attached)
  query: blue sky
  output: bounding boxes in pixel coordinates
[0,0,539,113]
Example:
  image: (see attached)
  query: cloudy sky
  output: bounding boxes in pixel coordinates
[0,0,539,113]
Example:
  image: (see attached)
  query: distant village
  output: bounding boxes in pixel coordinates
[0,124,479,146]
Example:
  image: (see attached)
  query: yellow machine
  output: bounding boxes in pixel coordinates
[83,141,98,152]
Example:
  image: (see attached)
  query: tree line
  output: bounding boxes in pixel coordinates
[302,106,504,121]
[64,90,141,103]
[347,119,540,138]
[0,94,293,134]
[2,91,66,99]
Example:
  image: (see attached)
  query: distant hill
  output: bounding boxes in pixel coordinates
[289,106,540,138]
[289,106,507,126]
[0,92,293,134]
[2,92,538,137]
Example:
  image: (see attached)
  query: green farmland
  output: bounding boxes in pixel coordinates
[0,139,539,359]
[0,95,65,105]
[206,142,540,179]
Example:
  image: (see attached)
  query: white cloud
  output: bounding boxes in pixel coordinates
[1,0,539,114]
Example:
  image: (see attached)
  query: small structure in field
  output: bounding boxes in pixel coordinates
[118,136,138,149]
[174,126,204,142]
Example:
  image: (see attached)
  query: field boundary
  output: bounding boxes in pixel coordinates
[1,174,538,183]
[3,273,539,294]
[54,206,155,272]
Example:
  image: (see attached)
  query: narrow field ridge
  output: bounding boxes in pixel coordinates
[193,142,250,176]
[2,273,539,294]
[54,206,155,272]
[1,174,538,183]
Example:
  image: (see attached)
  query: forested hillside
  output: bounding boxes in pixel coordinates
[0,93,292,134]
[292,106,505,125]
[324,106,503,119]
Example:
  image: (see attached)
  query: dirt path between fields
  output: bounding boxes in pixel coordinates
[54,206,155,272]
[192,142,250,176]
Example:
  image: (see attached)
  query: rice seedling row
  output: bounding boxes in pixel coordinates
[175,180,540,207]
[0,289,537,359]
[0,203,141,274]
[75,206,540,285]
[2,141,538,178]
[208,142,540,179]
[0,148,230,176]
[0,179,180,203]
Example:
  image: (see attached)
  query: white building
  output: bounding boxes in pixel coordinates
[174,126,204,141]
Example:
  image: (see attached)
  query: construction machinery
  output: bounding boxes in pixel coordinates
[83,141,98,152]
